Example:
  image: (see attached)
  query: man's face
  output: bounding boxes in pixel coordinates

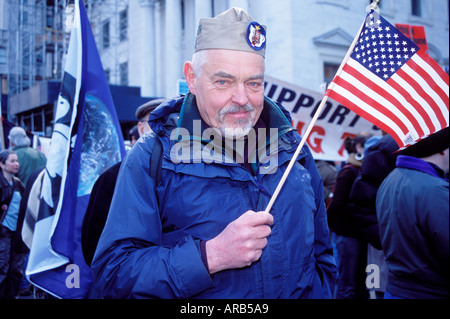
[137,113,151,137]
[185,50,265,138]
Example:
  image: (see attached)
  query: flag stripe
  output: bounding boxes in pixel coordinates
[402,60,449,120]
[386,78,433,136]
[327,83,405,147]
[389,73,441,134]
[342,61,424,138]
[346,58,430,137]
[416,50,450,87]
[408,55,450,113]
[395,68,448,130]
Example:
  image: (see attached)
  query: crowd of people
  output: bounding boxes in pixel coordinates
[0,7,448,300]
[0,127,47,298]
[324,127,448,299]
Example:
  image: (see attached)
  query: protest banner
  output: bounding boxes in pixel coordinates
[264,75,381,161]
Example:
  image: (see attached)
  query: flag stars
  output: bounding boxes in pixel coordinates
[352,16,419,81]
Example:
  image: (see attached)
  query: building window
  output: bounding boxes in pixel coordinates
[105,68,111,83]
[411,0,422,17]
[120,62,128,86]
[103,20,110,49]
[323,62,340,87]
[0,48,6,64]
[46,5,54,27]
[119,9,128,42]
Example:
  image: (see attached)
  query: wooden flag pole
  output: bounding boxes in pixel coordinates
[263,3,380,214]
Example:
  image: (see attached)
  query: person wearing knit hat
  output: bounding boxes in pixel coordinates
[377,126,449,299]
[92,7,337,299]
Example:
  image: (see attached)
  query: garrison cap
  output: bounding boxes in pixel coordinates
[194,7,267,57]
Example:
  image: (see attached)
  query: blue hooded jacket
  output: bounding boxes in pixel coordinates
[91,94,337,298]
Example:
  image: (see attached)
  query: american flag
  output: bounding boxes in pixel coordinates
[326,11,449,148]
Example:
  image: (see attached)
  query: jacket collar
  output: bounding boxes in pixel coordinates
[396,155,448,181]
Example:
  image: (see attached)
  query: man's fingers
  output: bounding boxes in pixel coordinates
[243,210,274,226]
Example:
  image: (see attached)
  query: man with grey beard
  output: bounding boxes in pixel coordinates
[92,7,336,299]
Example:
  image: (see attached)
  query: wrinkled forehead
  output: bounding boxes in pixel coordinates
[193,49,265,76]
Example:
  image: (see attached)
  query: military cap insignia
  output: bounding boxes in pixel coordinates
[247,22,266,50]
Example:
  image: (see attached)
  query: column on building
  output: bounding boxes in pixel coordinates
[164,0,182,98]
[138,0,157,97]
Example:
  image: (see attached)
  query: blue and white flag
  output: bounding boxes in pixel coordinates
[26,0,125,298]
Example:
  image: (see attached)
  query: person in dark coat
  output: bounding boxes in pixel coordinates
[377,127,449,299]
[347,133,399,298]
[349,133,398,249]
[327,132,373,299]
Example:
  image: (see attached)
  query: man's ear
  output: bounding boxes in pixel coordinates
[183,61,196,95]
